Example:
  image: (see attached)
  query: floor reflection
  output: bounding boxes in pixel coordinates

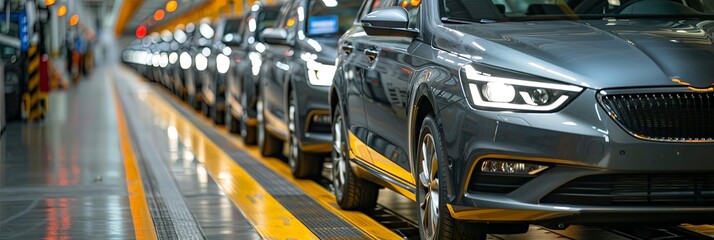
[0,69,133,239]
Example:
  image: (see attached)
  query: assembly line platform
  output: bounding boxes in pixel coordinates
[2,65,714,240]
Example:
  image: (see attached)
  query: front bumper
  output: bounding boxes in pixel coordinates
[443,89,714,223]
[295,82,332,153]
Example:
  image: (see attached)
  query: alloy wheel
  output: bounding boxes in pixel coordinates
[257,97,265,147]
[288,101,299,170]
[332,114,347,199]
[418,133,439,240]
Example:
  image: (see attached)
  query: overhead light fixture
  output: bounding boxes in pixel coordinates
[57,5,67,16]
[166,1,178,13]
[154,9,165,21]
[136,25,147,39]
[46,0,55,6]
[70,15,79,26]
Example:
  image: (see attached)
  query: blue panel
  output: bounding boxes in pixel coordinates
[308,15,338,35]
[19,14,27,51]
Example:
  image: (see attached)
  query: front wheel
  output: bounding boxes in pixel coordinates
[416,115,485,240]
[257,92,282,157]
[288,93,324,179]
[332,105,378,212]
[226,100,240,133]
[211,102,225,125]
[240,84,257,144]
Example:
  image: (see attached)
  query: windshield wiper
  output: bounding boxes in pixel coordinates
[441,17,496,24]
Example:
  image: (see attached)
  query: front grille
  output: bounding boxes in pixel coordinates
[307,121,330,133]
[469,172,536,194]
[541,174,714,206]
[600,92,714,141]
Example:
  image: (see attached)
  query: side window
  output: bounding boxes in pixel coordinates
[276,2,294,28]
[277,2,300,32]
[274,1,301,43]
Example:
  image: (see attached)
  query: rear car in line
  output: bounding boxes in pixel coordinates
[257,0,362,179]
[224,3,282,144]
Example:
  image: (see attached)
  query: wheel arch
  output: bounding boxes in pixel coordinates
[408,78,457,200]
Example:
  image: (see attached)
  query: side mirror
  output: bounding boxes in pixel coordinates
[361,6,418,38]
[222,33,242,46]
[260,28,290,46]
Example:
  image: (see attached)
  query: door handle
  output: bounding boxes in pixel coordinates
[342,44,354,54]
[364,49,379,61]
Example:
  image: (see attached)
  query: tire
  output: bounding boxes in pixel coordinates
[288,93,324,179]
[241,111,257,144]
[226,100,240,133]
[332,105,378,212]
[416,115,486,240]
[257,92,282,157]
[211,101,225,125]
[240,84,257,144]
[188,71,202,110]
[189,94,199,110]
[202,101,210,117]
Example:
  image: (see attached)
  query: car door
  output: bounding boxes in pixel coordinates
[362,0,421,187]
[262,0,300,138]
[340,1,378,164]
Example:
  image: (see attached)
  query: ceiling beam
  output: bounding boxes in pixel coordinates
[114,0,145,36]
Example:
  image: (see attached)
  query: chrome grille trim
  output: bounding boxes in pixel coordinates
[598,88,714,142]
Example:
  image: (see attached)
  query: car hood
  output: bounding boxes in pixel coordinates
[438,20,714,89]
[299,37,339,65]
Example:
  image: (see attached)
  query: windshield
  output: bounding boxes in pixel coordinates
[259,8,280,33]
[224,19,243,36]
[441,0,714,22]
[307,0,362,37]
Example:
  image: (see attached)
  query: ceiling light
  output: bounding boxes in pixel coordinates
[57,5,66,16]
[70,15,79,26]
[154,9,165,21]
[166,1,178,12]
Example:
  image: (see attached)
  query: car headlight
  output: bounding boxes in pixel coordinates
[306,60,336,86]
[159,53,169,68]
[169,52,178,64]
[180,52,192,69]
[461,65,582,112]
[216,54,230,74]
[195,54,208,71]
[249,52,262,76]
[152,54,160,67]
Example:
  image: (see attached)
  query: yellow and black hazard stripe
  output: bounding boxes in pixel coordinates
[25,44,46,121]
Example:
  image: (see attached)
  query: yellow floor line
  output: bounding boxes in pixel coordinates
[226,132,404,240]
[681,224,714,236]
[149,78,403,240]
[138,87,319,239]
[113,83,158,240]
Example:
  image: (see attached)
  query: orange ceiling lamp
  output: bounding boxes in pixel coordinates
[166,1,178,13]
[45,0,55,6]
[154,9,165,21]
[70,14,79,26]
[57,5,67,16]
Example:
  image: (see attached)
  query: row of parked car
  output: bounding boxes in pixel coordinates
[125,0,714,238]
